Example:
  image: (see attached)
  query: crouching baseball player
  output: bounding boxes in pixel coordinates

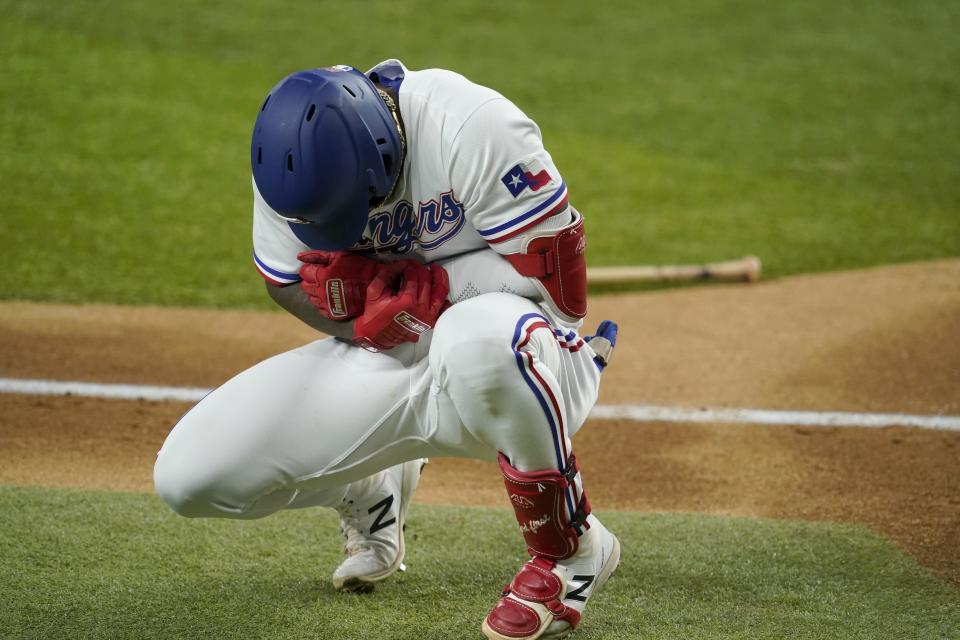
[153,60,620,639]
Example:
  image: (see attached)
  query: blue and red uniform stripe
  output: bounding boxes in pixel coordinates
[253,251,300,286]
[511,312,580,520]
[480,182,569,244]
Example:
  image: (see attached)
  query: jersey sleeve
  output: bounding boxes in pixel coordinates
[447,99,569,247]
[251,177,310,286]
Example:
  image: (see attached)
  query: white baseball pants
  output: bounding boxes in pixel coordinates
[154,293,603,519]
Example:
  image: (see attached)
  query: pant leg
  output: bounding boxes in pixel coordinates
[155,293,602,522]
[153,337,436,519]
[428,293,603,518]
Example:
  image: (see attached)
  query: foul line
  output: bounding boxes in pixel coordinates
[589,404,960,431]
[1,377,959,432]
[0,377,211,403]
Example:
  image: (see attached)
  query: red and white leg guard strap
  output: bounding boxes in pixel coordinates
[498,453,592,561]
[482,557,581,640]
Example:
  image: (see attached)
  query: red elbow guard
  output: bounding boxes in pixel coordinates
[504,212,587,322]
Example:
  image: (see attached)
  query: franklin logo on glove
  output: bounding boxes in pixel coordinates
[393,311,430,335]
[326,279,348,318]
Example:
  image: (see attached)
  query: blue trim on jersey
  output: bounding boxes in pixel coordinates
[511,313,577,519]
[478,181,566,237]
[253,251,299,282]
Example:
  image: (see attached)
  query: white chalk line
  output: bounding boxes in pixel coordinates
[0,377,211,403]
[1,377,959,432]
[589,404,960,431]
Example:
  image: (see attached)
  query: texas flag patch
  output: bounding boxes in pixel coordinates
[500,161,552,198]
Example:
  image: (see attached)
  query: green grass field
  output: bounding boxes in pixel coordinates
[2,486,957,640]
[1,0,958,307]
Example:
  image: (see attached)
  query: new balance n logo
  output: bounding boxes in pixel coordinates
[566,575,595,602]
[368,494,396,534]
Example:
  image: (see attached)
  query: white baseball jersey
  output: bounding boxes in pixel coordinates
[252,59,570,298]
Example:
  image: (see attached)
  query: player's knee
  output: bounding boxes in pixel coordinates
[154,455,213,518]
[153,440,249,518]
[433,294,560,379]
[433,294,517,349]
[432,296,519,381]
[154,441,292,519]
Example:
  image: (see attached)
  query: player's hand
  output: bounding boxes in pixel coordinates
[353,260,450,352]
[298,250,378,320]
[584,319,618,371]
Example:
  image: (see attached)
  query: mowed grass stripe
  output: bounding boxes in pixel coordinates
[1,0,958,307]
[0,486,956,639]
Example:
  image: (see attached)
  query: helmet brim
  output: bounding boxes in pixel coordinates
[285,198,369,251]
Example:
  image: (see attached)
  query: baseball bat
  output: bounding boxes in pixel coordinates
[586,255,762,284]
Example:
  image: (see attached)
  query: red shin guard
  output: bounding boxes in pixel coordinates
[484,454,593,639]
[497,453,592,561]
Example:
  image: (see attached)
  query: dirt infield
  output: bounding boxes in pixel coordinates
[1,260,958,582]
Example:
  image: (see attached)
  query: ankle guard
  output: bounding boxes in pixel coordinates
[482,556,581,639]
[498,453,592,561]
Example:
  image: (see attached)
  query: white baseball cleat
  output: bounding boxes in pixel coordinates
[332,458,427,593]
[482,515,621,640]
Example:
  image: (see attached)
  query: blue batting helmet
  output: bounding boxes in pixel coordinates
[251,66,403,250]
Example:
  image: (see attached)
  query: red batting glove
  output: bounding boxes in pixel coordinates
[353,260,450,352]
[298,250,379,320]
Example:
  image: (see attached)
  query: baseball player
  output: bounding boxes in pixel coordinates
[154,60,620,639]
